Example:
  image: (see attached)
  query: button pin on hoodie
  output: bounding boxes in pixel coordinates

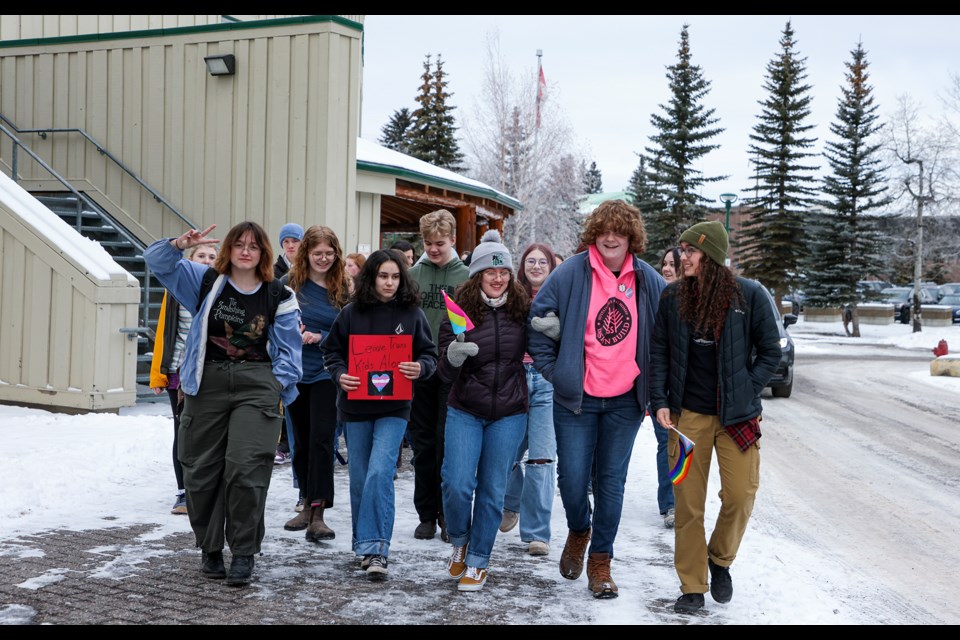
[619,283,634,298]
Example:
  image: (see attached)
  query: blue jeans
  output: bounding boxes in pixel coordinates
[651,406,675,515]
[554,390,644,557]
[344,417,407,558]
[442,406,526,569]
[503,365,556,543]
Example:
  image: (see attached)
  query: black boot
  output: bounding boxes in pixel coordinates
[708,559,733,603]
[674,593,705,614]
[200,550,226,579]
[226,555,255,586]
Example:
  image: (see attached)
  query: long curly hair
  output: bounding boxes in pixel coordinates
[455,271,530,326]
[287,225,349,309]
[352,250,421,310]
[678,257,743,340]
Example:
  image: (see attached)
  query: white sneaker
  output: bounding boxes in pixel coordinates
[663,507,675,529]
[527,541,550,556]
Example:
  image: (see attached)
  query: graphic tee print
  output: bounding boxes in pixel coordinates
[205,281,271,362]
[595,298,632,346]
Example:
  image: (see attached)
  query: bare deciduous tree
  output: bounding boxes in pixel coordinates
[461,33,585,258]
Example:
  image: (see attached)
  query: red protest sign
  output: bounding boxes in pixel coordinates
[347,334,413,400]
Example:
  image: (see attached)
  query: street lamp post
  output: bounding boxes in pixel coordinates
[719,193,738,267]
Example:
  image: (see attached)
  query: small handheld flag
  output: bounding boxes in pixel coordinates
[441,289,475,336]
[669,428,695,486]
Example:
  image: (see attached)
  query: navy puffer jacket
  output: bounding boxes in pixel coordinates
[650,277,782,426]
[438,306,528,420]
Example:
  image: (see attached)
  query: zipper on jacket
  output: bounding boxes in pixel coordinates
[491,308,501,417]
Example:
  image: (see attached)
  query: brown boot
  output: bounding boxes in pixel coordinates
[284,505,313,531]
[305,502,335,542]
[559,527,591,580]
[586,552,618,599]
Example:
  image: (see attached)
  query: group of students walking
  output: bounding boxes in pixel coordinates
[144,199,782,613]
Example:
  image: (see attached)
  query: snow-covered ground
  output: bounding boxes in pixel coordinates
[1,316,958,624]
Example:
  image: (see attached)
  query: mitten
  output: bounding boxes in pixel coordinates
[446,333,479,367]
[531,311,560,341]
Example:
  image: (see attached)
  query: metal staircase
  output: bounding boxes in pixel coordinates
[33,192,166,396]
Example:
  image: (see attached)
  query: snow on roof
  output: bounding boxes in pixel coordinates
[0,172,136,283]
[356,138,521,211]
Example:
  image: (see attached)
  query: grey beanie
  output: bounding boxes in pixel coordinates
[469,229,513,277]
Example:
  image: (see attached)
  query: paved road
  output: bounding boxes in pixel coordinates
[756,352,960,624]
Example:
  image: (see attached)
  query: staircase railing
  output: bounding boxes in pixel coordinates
[0,112,196,230]
[0,121,159,325]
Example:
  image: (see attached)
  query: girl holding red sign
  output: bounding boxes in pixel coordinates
[321,250,437,581]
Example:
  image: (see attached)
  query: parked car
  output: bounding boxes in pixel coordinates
[783,290,805,314]
[937,283,960,301]
[761,286,797,398]
[937,294,960,324]
[882,286,938,324]
[858,280,893,296]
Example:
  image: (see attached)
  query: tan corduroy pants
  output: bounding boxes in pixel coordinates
[669,409,760,594]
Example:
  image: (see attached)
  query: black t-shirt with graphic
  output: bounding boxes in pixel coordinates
[682,328,718,415]
[205,280,271,362]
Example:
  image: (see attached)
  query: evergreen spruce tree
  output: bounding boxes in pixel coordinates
[804,42,890,335]
[740,21,819,306]
[642,24,726,262]
[409,54,465,172]
[583,161,603,194]
[378,107,415,153]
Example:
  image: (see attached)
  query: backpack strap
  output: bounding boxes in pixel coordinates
[195,267,219,314]
[267,279,285,325]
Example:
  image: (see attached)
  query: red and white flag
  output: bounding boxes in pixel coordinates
[536,66,546,129]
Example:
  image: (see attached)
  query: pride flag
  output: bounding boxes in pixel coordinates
[441,289,475,336]
[669,428,695,486]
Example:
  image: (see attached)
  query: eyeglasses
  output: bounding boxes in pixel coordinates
[679,245,701,257]
[233,242,261,253]
[525,258,550,267]
[312,251,337,260]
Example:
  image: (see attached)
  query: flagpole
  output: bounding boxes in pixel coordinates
[532,49,543,246]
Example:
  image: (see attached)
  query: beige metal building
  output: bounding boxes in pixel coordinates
[0,14,517,412]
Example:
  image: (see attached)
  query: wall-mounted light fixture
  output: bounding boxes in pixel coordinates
[204,54,236,76]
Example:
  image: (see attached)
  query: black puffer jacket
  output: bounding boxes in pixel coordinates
[650,277,782,426]
[438,306,528,420]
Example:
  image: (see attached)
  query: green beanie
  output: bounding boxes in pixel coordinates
[679,221,728,266]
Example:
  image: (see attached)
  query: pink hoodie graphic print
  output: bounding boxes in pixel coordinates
[583,245,640,397]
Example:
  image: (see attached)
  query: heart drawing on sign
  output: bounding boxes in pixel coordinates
[371,374,391,393]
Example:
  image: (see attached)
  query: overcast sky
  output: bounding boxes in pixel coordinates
[359,15,959,206]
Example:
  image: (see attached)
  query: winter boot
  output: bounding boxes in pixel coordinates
[284,504,313,531]
[674,593,705,614]
[559,527,592,580]
[305,502,336,542]
[200,550,226,579]
[586,552,619,599]
[225,555,255,586]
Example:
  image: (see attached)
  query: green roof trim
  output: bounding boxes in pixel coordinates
[0,15,362,49]
[357,160,523,212]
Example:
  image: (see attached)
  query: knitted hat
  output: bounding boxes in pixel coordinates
[278,223,304,244]
[678,221,728,267]
[469,230,513,277]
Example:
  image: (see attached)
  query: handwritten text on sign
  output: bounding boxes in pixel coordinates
[347,334,413,400]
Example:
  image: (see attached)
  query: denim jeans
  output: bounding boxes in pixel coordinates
[503,365,557,543]
[651,406,675,515]
[442,406,526,569]
[553,390,644,557]
[344,417,408,558]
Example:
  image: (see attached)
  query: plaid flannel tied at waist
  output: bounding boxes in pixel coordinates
[724,416,761,452]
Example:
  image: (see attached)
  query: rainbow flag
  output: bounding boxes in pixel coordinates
[669,428,695,486]
[441,289,475,336]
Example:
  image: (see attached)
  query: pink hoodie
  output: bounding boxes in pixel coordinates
[583,246,640,397]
